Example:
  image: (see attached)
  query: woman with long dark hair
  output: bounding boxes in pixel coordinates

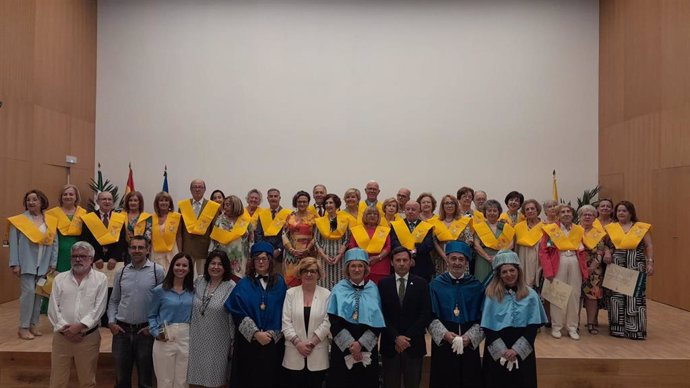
[188,251,236,387]
[148,253,194,387]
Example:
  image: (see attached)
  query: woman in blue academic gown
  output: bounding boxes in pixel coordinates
[481,250,548,388]
[326,248,385,388]
[226,241,288,388]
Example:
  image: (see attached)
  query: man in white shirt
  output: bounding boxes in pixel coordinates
[48,241,108,388]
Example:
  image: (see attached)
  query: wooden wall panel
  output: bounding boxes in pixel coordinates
[0,0,96,304]
[33,106,70,166]
[660,1,690,110]
[33,0,97,122]
[70,117,96,175]
[623,0,661,121]
[598,0,625,129]
[650,167,690,310]
[600,0,690,310]
[1,102,34,161]
[598,173,624,204]
[659,104,690,168]
[0,0,35,103]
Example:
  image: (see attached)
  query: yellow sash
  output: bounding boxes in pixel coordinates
[244,207,262,229]
[81,212,126,245]
[390,220,433,250]
[605,222,651,250]
[7,214,58,245]
[582,225,607,250]
[542,223,584,251]
[350,225,390,254]
[210,213,251,245]
[357,201,386,226]
[179,200,220,235]
[499,212,525,227]
[382,213,402,227]
[432,217,471,242]
[474,221,515,250]
[151,213,181,253]
[472,210,485,224]
[46,206,86,236]
[258,208,293,237]
[315,212,350,240]
[514,221,545,247]
[126,212,151,236]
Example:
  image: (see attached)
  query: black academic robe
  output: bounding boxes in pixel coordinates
[483,325,540,388]
[326,314,382,388]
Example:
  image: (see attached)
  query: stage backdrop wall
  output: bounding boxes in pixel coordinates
[96,0,598,208]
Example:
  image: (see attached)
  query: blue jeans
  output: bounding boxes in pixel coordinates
[112,326,155,388]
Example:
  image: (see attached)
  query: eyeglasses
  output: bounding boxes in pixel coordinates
[254,257,270,262]
[71,255,90,260]
[301,269,318,274]
[442,202,456,206]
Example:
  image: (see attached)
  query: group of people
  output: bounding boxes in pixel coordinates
[6,179,654,388]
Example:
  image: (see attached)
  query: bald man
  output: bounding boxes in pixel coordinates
[178,179,220,274]
[390,202,436,282]
[397,188,411,219]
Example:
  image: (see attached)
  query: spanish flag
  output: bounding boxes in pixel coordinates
[552,170,559,201]
[125,163,135,194]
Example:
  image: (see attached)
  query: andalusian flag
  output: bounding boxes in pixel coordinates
[162,165,169,193]
[125,163,135,194]
[552,170,559,201]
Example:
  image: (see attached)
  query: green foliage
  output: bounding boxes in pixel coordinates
[577,185,601,210]
[87,177,120,212]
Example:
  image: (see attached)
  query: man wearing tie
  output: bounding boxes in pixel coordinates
[255,188,292,274]
[390,202,435,282]
[310,184,327,217]
[378,247,431,388]
[79,190,128,326]
[178,179,220,275]
[80,191,128,269]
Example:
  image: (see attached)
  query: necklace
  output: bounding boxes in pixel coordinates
[200,280,221,316]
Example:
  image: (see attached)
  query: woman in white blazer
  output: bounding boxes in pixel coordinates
[281,257,331,388]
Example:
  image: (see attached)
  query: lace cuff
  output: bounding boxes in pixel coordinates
[267,330,283,343]
[334,329,355,352]
[512,336,533,360]
[465,324,484,349]
[428,319,448,346]
[487,338,508,361]
[358,330,378,351]
[239,317,259,342]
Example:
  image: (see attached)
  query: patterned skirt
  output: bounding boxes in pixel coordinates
[607,245,647,339]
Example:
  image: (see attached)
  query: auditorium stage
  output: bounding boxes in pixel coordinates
[0,299,688,388]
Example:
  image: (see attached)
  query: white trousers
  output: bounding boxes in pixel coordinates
[152,323,190,388]
[550,253,582,332]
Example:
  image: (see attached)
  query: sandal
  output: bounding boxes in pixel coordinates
[587,324,599,335]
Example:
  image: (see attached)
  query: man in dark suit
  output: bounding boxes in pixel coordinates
[80,190,128,326]
[390,201,435,282]
[378,246,432,388]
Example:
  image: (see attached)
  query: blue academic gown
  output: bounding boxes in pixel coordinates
[429,273,485,388]
[226,274,287,388]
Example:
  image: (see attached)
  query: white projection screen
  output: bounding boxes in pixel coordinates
[96,0,598,209]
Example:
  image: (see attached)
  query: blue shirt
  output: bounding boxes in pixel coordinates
[108,260,165,325]
[148,284,193,337]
